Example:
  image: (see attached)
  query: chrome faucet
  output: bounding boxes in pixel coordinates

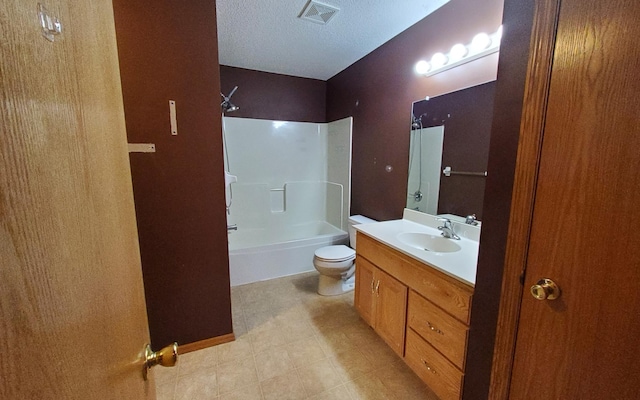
[465,214,479,226]
[227,224,237,232]
[436,218,460,240]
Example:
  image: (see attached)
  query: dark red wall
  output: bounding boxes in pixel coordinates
[326,0,504,221]
[112,0,232,349]
[464,0,536,398]
[220,66,326,122]
[412,81,496,220]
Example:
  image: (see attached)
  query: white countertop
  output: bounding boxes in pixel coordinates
[354,209,480,286]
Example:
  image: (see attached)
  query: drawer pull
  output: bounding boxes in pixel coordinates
[375,280,380,297]
[370,278,375,293]
[427,321,444,335]
[421,359,437,374]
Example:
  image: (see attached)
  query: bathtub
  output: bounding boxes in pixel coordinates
[227,220,348,286]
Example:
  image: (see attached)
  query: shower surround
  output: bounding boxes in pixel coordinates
[224,117,352,286]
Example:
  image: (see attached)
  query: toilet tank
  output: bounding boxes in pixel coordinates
[347,215,377,249]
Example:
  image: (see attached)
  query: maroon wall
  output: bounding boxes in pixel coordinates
[326,0,504,221]
[412,82,496,220]
[464,0,536,398]
[220,66,326,122]
[112,0,232,349]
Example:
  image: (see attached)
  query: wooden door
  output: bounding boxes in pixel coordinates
[1,1,155,399]
[375,269,408,357]
[509,0,640,398]
[355,257,376,326]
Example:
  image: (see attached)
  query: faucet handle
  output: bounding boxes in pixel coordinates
[465,214,478,225]
[436,217,451,226]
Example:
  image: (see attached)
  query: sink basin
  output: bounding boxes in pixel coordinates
[397,232,461,253]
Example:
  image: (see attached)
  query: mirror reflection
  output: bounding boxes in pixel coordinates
[407,81,496,220]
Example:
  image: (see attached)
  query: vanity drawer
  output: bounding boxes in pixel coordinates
[407,290,468,370]
[405,328,463,400]
[357,232,473,324]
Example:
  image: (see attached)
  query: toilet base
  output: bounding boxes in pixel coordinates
[317,274,355,296]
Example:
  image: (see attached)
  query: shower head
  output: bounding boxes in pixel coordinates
[221,86,239,113]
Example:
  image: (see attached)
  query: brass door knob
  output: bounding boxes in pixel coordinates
[530,278,560,300]
[143,342,178,380]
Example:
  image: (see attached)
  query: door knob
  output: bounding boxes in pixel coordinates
[143,342,178,380]
[530,278,560,300]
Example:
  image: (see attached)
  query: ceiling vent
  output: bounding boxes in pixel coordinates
[299,1,340,25]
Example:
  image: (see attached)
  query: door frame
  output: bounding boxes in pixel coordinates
[488,0,561,398]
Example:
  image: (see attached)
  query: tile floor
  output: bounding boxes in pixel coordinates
[154,272,438,399]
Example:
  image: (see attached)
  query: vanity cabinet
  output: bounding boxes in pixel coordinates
[355,232,473,400]
[354,257,408,356]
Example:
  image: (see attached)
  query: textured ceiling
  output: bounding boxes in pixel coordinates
[216,0,451,81]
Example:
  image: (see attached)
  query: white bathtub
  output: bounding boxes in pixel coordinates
[228,221,348,286]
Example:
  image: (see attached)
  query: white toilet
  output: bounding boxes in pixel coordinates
[313,215,377,296]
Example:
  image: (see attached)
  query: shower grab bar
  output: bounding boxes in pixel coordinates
[442,166,487,177]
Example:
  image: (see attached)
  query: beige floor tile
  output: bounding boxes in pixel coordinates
[254,346,295,381]
[217,335,254,364]
[243,310,276,331]
[277,316,316,344]
[216,273,432,399]
[174,368,218,400]
[297,358,344,397]
[178,346,218,377]
[375,362,435,400]
[232,315,249,339]
[330,348,377,383]
[231,287,244,308]
[345,371,392,400]
[286,336,328,369]
[315,330,360,358]
[360,341,402,371]
[218,383,263,400]
[217,357,259,395]
[260,372,307,400]
[249,322,287,354]
[308,384,353,400]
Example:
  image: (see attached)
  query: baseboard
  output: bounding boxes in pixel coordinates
[177,333,235,354]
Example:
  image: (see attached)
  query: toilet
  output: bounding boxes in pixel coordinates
[313,215,377,296]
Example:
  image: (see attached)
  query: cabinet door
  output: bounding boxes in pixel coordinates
[375,269,408,357]
[355,257,376,326]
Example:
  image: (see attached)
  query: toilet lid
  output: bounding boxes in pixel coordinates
[314,245,355,262]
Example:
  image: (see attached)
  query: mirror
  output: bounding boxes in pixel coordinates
[407,81,496,220]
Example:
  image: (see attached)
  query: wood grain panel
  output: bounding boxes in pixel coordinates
[488,0,561,398]
[354,256,376,326]
[405,329,463,400]
[1,0,152,398]
[375,269,408,357]
[408,290,469,370]
[357,233,473,324]
[509,0,640,398]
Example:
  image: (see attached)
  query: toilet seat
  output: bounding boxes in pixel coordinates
[314,245,355,262]
[313,257,354,269]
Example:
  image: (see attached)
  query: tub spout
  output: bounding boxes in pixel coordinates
[227,224,237,232]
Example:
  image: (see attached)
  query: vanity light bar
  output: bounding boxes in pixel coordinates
[415,26,502,77]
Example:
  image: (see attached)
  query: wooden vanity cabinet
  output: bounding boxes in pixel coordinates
[355,232,474,400]
[354,257,407,356]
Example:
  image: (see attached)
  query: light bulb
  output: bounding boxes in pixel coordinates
[471,33,491,52]
[415,60,431,75]
[449,43,468,62]
[430,52,448,68]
